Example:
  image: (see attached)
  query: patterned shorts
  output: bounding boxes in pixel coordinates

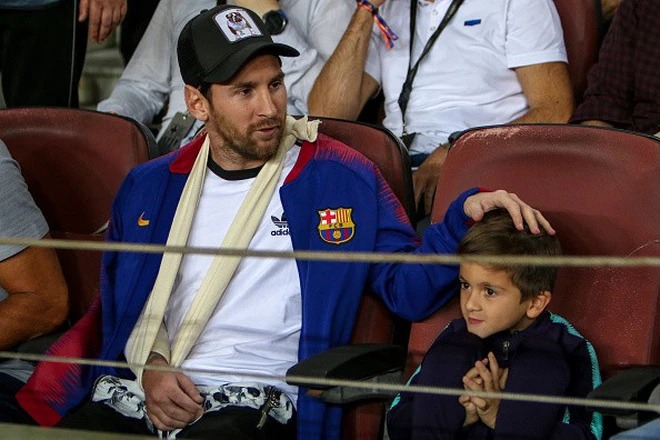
[91,375,295,439]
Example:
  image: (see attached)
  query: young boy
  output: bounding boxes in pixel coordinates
[387,210,603,439]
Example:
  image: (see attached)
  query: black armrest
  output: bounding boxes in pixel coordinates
[588,366,660,415]
[286,344,404,404]
[15,330,66,355]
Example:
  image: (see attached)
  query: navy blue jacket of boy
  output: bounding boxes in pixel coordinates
[388,310,603,439]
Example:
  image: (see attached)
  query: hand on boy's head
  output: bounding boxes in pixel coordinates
[463,190,555,235]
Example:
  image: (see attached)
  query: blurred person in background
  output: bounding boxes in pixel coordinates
[97,0,355,152]
[0,0,126,108]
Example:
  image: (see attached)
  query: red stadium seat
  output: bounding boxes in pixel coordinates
[553,0,601,103]
[314,117,415,440]
[412,124,660,381]
[0,107,157,322]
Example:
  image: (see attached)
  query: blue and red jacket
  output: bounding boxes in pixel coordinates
[17,134,478,440]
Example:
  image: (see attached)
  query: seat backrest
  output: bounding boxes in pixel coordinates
[315,117,416,222]
[0,107,156,321]
[313,117,414,440]
[553,0,601,102]
[408,124,660,380]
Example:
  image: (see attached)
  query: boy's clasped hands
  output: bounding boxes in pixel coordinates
[460,352,509,429]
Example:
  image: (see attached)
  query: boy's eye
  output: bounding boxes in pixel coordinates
[485,288,497,297]
[270,80,283,89]
[237,88,252,96]
[459,281,470,290]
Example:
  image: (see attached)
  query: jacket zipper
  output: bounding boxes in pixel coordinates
[502,340,510,362]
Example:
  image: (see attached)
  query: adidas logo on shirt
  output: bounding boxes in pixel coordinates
[270,212,290,236]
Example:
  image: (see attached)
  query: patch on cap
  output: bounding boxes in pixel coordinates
[214,8,263,42]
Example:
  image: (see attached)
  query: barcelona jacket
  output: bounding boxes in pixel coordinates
[17,133,479,440]
[388,311,603,439]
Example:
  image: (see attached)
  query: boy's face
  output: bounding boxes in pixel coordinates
[459,263,539,339]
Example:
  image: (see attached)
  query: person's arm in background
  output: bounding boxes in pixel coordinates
[511,61,574,124]
[237,0,358,115]
[96,0,175,126]
[0,142,68,349]
[414,0,573,215]
[413,59,573,215]
[307,0,381,119]
[508,0,574,124]
[79,0,127,43]
[570,0,635,129]
[0,239,69,349]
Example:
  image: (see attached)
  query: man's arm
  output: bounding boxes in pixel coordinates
[96,0,173,125]
[511,61,574,124]
[307,3,380,119]
[0,236,68,349]
[78,0,127,43]
[237,0,356,115]
[413,61,573,215]
[370,188,553,321]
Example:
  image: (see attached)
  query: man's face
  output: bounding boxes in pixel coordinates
[459,263,534,339]
[204,54,287,168]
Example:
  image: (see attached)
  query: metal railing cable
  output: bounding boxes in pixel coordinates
[1,351,658,415]
[0,236,659,268]
[1,234,658,416]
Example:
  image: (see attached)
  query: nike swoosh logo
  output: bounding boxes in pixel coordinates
[138,212,150,227]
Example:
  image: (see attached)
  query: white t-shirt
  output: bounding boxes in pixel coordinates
[365,0,567,155]
[164,146,302,402]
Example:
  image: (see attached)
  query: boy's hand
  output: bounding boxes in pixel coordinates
[465,352,509,429]
[460,359,485,427]
[458,394,479,426]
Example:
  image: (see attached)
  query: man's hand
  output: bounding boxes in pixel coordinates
[463,190,555,235]
[79,0,127,43]
[412,146,448,216]
[142,354,204,431]
[462,353,509,429]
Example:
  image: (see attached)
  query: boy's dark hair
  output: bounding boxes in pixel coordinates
[458,209,562,301]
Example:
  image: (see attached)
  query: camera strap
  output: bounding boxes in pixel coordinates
[398,0,464,143]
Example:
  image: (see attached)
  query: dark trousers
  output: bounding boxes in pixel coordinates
[59,401,297,439]
[0,372,34,424]
[0,0,88,108]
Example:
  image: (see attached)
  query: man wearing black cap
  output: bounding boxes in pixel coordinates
[17,5,553,440]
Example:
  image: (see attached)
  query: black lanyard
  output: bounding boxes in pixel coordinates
[398,0,464,135]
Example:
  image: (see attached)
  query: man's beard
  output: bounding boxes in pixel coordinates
[212,112,285,162]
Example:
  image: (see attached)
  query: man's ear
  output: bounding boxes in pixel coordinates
[185,84,209,122]
[526,291,551,319]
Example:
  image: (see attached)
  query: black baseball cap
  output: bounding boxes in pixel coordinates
[177,5,299,87]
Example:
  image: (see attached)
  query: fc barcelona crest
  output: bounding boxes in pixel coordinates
[317,207,355,245]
